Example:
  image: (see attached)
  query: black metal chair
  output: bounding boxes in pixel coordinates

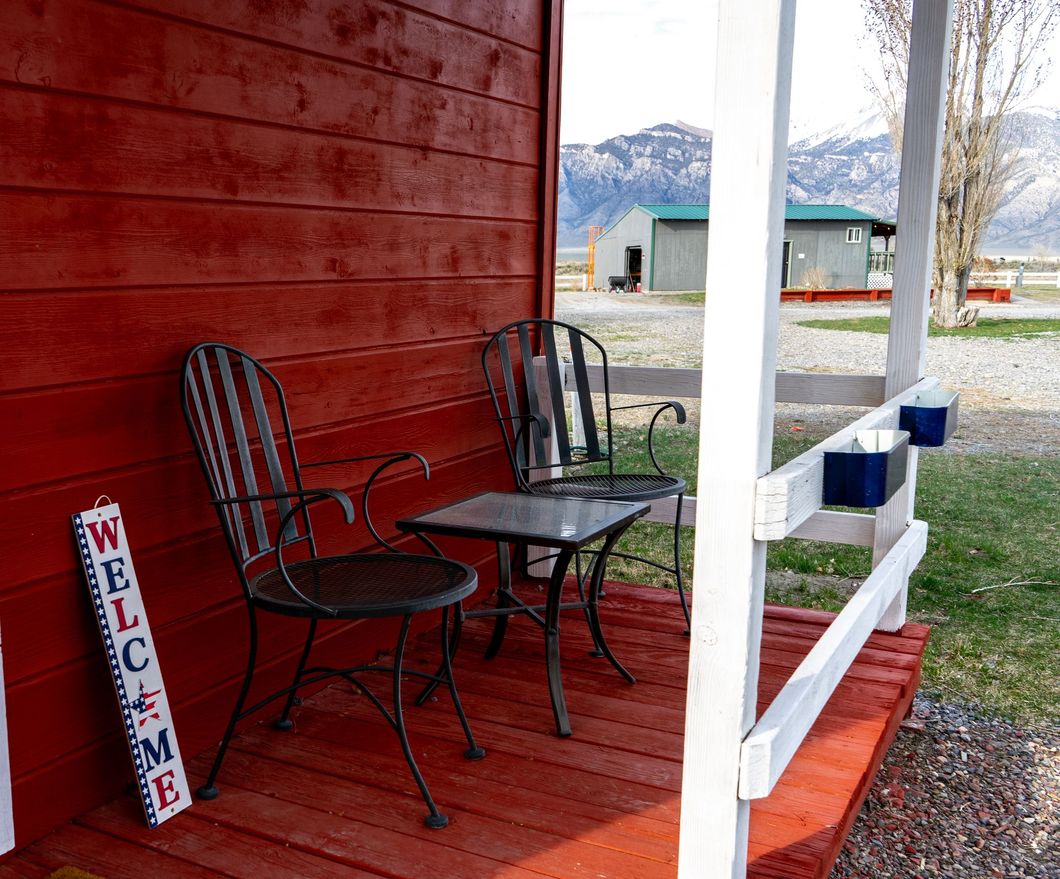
[181,342,484,829]
[481,319,691,630]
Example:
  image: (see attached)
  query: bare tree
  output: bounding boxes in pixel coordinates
[866,0,1058,327]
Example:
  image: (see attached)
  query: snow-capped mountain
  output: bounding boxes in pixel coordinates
[558,109,1060,252]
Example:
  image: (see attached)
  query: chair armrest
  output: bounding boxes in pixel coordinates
[607,400,688,475]
[213,489,354,617]
[301,451,435,553]
[211,488,355,524]
[609,399,687,423]
[301,450,432,474]
[495,411,551,439]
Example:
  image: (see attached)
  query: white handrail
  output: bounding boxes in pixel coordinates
[738,520,929,799]
[566,362,887,407]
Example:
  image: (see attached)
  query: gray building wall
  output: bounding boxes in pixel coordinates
[592,208,654,289]
[653,220,708,290]
[784,220,871,288]
[593,210,872,291]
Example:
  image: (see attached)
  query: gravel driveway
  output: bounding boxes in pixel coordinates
[557,292,1060,457]
[556,291,1059,878]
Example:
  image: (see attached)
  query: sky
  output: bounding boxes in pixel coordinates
[560,0,1060,145]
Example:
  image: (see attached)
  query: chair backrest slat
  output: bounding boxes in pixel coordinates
[516,323,549,469]
[540,324,572,463]
[215,350,271,553]
[189,351,249,559]
[483,319,614,488]
[241,356,296,542]
[183,344,315,580]
[495,333,527,473]
[567,328,602,459]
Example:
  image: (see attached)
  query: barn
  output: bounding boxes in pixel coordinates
[592,203,896,291]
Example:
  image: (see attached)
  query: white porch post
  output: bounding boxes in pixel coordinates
[874,0,953,630]
[678,1,795,876]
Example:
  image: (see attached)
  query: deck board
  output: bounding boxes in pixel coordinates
[14,583,928,879]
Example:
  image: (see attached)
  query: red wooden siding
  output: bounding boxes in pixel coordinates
[0,0,560,849]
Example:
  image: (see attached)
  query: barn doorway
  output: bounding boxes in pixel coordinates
[625,246,643,290]
[781,240,792,288]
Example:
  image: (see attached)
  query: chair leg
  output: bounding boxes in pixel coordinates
[392,614,449,829]
[415,598,464,706]
[440,604,485,761]
[197,605,259,800]
[674,492,691,634]
[275,618,317,730]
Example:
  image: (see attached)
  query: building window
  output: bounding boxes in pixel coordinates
[846,227,863,244]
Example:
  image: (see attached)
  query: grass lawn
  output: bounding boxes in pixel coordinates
[641,291,705,306]
[589,424,1059,723]
[1018,283,1060,304]
[797,315,1060,338]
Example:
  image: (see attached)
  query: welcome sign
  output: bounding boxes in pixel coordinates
[73,502,190,827]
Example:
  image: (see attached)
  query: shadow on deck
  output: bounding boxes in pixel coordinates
[9,582,929,879]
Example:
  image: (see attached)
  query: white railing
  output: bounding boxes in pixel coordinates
[539,358,930,800]
[554,273,589,291]
[971,271,1060,288]
[754,376,938,540]
[739,520,927,797]
[561,361,889,541]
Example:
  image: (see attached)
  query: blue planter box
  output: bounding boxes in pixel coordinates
[899,389,959,447]
[823,429,910,508]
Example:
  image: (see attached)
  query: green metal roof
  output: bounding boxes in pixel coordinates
[636,204,711,220]
[635,204,879,222]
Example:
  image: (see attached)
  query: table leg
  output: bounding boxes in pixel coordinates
[587,527,636,685]
[576,550,605,657]
[484,541,512,660]
[546,548,575,737]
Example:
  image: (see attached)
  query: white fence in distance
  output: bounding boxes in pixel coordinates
[971,271,1060,288]
[554,274,589,291]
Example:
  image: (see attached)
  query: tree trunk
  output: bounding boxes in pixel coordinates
[934,272,980,328]
[934,273,961,328]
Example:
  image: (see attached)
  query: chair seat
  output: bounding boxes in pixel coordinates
[528,472,685,502]
[252,553,477,619]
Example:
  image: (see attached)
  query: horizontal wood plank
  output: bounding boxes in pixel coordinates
[0,87,537,217]
[402,0,544,49]
[787,510,876,546]
[0,279,532,390]
[0,0,539,162]
[0,193,537,291]
[129,0,541,106]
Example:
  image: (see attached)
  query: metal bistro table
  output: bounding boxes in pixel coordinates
[397,491,649,736]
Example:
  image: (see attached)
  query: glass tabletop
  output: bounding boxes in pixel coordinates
[396,491,650,550]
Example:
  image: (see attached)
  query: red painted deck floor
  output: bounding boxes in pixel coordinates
[8,583,929,879]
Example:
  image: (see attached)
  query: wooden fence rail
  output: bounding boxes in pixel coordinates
[739,520,928,798]
[971,270,1060,288]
